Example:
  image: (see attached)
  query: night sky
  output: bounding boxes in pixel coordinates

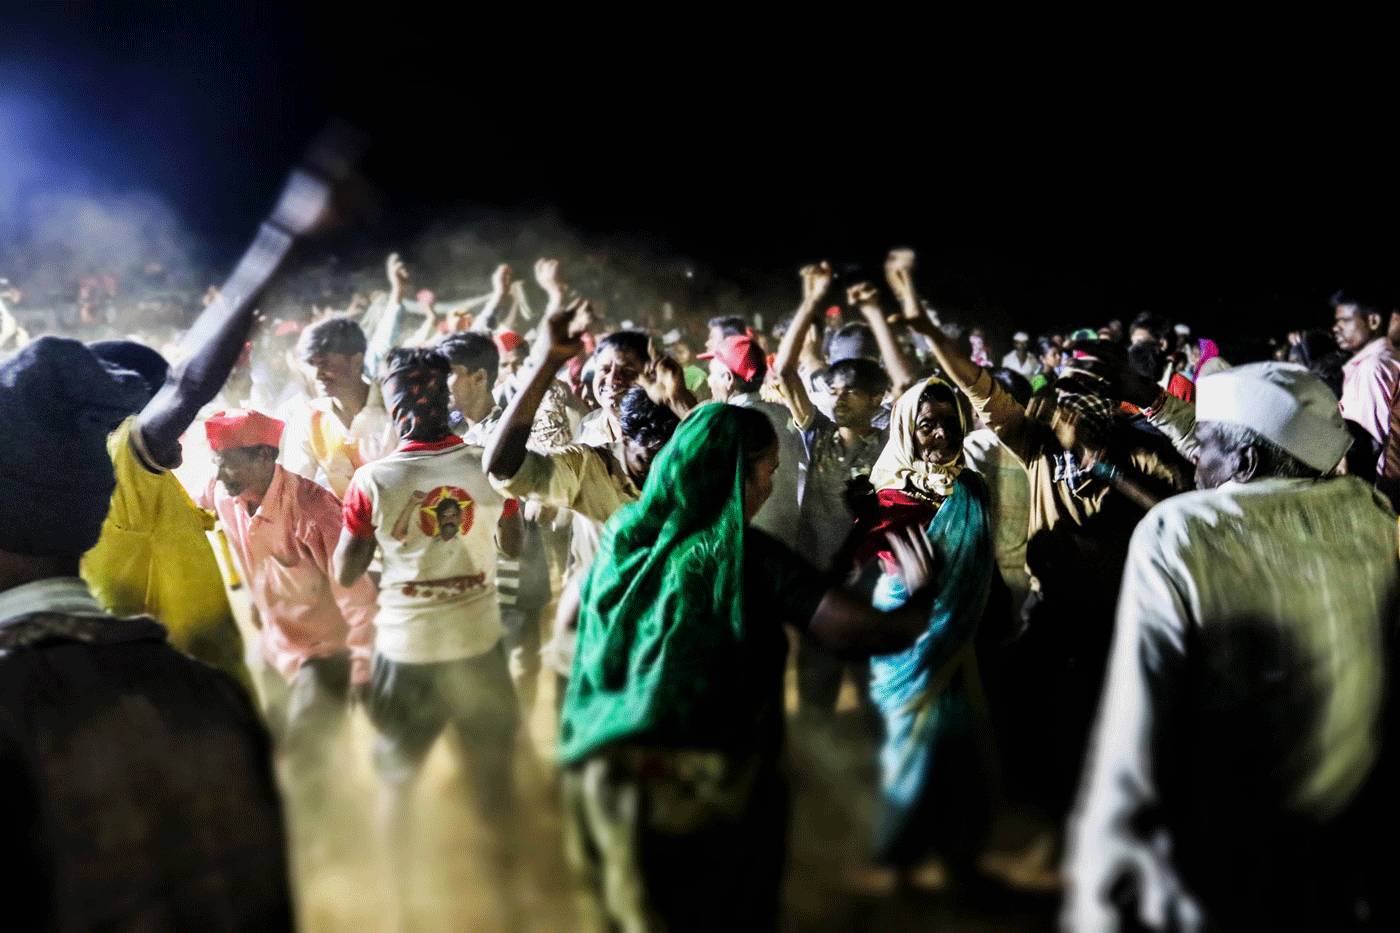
[3,4,1395,345]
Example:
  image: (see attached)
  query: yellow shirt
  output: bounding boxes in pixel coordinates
[81,417,251,688]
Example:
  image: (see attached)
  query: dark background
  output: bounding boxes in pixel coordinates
[2,2,1395,348]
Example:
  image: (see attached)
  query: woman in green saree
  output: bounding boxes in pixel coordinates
[559,401,940,932]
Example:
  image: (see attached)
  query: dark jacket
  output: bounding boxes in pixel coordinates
[0,611,294,932]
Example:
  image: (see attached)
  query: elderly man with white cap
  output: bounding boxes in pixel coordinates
[1001,331,1040,378]
[1064,362,1400,933]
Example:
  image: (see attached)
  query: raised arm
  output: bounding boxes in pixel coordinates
[849,280,915,395]
[390,491,427,542]
[137,169,326,469]
[533,257,570,316]
[483,300,588,481]
[883,250,982,391]
[362,253,414,378]
[469,264,514,332]
[402,289,441,347]
[773,262,832,428]
[640,342,698,421]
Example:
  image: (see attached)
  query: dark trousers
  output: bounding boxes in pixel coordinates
[260,653,352,798]
[366,643,520,824]
[563,749,787,933]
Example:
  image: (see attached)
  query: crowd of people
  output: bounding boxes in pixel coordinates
[3,236,1400,933]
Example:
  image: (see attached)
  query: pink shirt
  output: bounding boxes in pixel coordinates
[1341,337,1400,455]
[204,465,377,683]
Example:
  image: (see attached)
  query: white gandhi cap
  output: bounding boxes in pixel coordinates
[1012,331,1029,342]
[1196,361,1351,473]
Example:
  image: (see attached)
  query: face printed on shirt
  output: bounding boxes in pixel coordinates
[422,486,474,541]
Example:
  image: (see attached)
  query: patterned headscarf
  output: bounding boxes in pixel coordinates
[870,376,967,500]
[1053,387,1117,437]
[381,348,453,442]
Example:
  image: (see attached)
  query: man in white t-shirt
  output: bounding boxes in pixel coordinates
[333,346,522,928]
[280,315,395,499]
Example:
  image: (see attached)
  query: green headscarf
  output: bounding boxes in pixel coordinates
[558,402,777,766]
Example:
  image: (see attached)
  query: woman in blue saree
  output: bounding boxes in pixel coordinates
[861,375,996,886]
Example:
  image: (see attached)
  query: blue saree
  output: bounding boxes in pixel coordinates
[868,469,994,865]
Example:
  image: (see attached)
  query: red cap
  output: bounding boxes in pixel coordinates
[698,335,765,383]
[205,409,285,452]
[274,320,301,337]
[494,331,525,356]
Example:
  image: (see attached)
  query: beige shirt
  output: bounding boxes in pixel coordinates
[963,368,1191,603]
[491,438,641,675]
[1065,477,1400,931]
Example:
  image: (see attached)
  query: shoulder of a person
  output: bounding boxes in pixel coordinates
[284,467,345,517]
[1130,487,1221,553]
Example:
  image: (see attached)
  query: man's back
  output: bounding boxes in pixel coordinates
[0,610,292,932]
[1068,476,1400,931]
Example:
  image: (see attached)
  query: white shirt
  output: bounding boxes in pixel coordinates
[1000,348,1039,379]
[343,440,507,664]
[1065,476,1400,932]
[279,383,396,499]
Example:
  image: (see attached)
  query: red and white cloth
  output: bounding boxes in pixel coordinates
[343,436,517,664]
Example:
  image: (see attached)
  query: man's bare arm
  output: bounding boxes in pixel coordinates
[390,491,427,542]
[882,250,982,391]
[640,344,697,421]
[471,264,514,332]
[137,125,361,467]
[850,280,915,395]
[483,300,589,481]
[334,529,377,588]
[773,262,832,428]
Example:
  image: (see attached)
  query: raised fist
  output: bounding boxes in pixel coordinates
[542,298,591,362]
[386,253,410,294]
[639,352,685,407]
[534,258,563,296]
[491,263,514,296]
[885,248,916,300]
[799,261,833,305]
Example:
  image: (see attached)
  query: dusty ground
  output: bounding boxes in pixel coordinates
[263,650,1060,932]
[210,530,1060,932]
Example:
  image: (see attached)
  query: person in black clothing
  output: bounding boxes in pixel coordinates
[0,337,293,932]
